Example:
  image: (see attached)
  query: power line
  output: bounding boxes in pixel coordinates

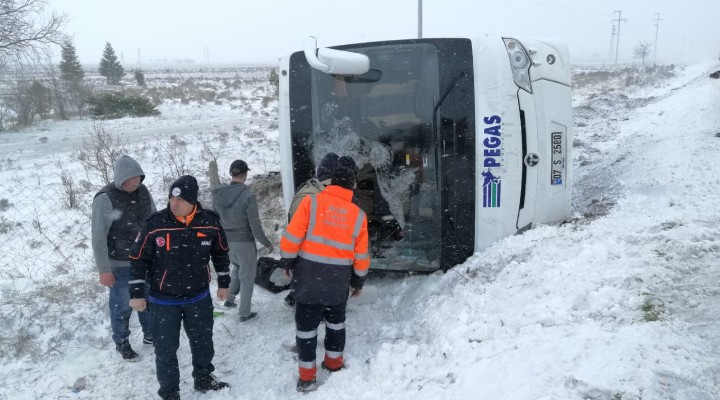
[609,25,616,61]
[612,10,627,64]
[653,13,663,64]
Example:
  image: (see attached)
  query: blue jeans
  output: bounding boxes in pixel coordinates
[109,266,151,345]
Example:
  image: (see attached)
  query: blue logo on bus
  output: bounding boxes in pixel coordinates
[482,170,501,207]
[482,115,502,208]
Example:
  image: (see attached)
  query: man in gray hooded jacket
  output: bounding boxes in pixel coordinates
[92,155,155,360]
[211,160,273,321]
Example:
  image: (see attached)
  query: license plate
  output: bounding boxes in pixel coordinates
[551,131,564,185]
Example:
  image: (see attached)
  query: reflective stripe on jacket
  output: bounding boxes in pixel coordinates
[281,185,370,279]
[129,205,230,301]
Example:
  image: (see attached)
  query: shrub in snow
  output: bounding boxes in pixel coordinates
[87,92,160,119]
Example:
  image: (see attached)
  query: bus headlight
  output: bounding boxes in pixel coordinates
[503,38,532,93]
[510,51,529,69]
[512,69,530,89]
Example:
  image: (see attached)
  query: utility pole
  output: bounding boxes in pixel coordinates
[612,10,627,64]
[418,0,423,38]
[137,48,141,65]
[653,13,662,65]
[609,25,616,62]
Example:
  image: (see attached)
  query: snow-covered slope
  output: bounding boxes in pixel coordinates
[2,63,720,400]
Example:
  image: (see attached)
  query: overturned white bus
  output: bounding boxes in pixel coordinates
[278,36,572,272]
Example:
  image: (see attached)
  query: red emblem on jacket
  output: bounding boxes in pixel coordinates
[156,237,165,247]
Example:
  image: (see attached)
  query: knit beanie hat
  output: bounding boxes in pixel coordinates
[315,153,339,182]
[169,175,199,204]
[331,166,356,190]
[338,156,358,174]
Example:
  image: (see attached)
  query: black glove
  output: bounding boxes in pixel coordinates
[279,257,296,270]
[350,273,366,290]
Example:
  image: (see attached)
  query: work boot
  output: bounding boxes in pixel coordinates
[161,390,180,400]
[223,300,237,308]
[115,341,138,361]
[194,374,229,392]
[321,360,344,372]
[296,378,318,392]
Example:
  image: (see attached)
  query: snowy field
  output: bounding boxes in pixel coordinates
[1,62,720,399]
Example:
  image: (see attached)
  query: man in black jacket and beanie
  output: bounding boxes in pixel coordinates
[129,175,231,400]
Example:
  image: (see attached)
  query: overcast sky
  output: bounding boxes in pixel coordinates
[47,0,719,66]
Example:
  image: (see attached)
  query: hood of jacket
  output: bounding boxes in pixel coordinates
[211,182,248,209]
[113,155,145,189]
[300,178,329,194]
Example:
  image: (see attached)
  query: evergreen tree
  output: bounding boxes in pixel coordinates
[134,69,146,86]
[27,80,50,115]
[98,42,125,85]
[59,41,84,83]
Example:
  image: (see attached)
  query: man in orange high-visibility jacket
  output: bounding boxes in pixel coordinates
[280,166,369,392]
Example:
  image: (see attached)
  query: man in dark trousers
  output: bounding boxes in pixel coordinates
[129,175,231,400]
[211,159,273,321]
[91,154,155,361]
[283,152,338,308]
[280,166,370,392]
[284,153,359,308]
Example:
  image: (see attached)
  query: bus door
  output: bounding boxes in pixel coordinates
[435,48,476,268]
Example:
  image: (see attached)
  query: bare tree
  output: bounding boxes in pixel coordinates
[157,136,192,178]
[2,63,53,128]
[0,0,67,66]
[8,77,35,127]
[44,57,90,120]
[633,41,652,66]
[44,61,69,120]
[0,101,11,131]
[57,161,79,209]
[72,122,127,185]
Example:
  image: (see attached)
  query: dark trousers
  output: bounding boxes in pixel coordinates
[151,296,215,399]
[295,302,346,364]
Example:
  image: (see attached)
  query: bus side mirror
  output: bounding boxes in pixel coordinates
[304,36,370,75]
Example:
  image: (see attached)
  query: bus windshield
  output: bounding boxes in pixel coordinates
[291,42,443,270]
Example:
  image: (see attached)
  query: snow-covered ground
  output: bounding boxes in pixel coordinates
[1,62,720,400]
